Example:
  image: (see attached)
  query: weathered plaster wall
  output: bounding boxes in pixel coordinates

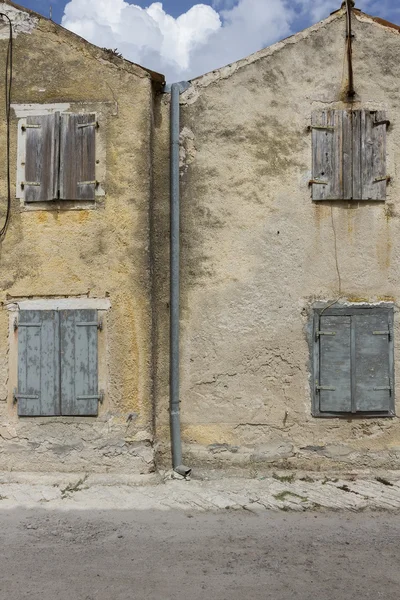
[154,10,400,471]
[0,3,157,472]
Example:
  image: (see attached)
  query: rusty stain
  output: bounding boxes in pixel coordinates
[36,212,48,224]
[347,295,369,303]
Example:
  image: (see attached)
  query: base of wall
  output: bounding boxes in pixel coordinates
[0,419,155,474]
[157,441,400,472]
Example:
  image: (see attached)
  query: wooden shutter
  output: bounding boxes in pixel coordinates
[311,110,342,200]
[312,109,387,201]
[359,110,387,201]
[317,315,352,413]
[59,114,96,200]
[24,114,59,202]
[354,312,393,412]
[60,309,99,416]
[17,310,60,416]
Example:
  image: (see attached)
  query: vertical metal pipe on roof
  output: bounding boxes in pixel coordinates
[345,0,356,98]
[170,83,191,478]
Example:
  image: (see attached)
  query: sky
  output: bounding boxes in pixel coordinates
[16,1,400,81]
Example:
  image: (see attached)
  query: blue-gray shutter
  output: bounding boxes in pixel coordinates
[318,315,352,413]
[354,313,393,412]
[60,309,99,416]
[24,114,59,202]
[17,310,60,416]
[59,114,96,200]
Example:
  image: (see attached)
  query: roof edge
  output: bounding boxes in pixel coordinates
[0,0,165,86]
[183,6,400,93]
[186,8,345,90]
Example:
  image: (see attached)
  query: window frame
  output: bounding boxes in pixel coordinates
[312,305,395,418]
[15,104,106,210]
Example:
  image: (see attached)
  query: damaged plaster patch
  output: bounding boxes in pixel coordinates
[179,127,196,174]
[0,3,38,37]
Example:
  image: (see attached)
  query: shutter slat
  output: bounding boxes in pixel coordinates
[17,311,60,416]
[24,114,59,202]
[342,110,353,200]
[60,309,98,416]
[354,313,391,411]
[319,315,352,413]
[60,114,96,201]
[361,110,387,201]
[352,110,362,200]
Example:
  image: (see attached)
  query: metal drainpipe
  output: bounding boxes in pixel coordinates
[170,82,191,478]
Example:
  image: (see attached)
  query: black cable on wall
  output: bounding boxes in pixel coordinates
[0,13,13,239]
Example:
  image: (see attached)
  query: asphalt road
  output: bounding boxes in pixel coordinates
[0,508,398,600]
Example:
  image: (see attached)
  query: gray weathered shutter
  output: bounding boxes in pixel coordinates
[354,312,392,412]
[312,109,387,201]
[311,110,342,200]
[24,114,59,202]
[318,315,351,413]
[17,310,60,416]
[60,309,99,416]
[59,114,96,200]
[360,110,387,201]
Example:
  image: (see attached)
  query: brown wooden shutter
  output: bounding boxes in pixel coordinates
[311,110,342,200]
[24,114,59,202]
[59,113,96,200]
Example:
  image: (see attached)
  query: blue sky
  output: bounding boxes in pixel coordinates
[15,1,400,81]
[20,0,199,21]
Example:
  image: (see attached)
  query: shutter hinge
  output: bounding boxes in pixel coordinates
[76,390,104,403]
[316,383,336,393]
[307,125,335,131]
[13,388,39,403]
[315,330,336,341]
[76,318,103,330]
[373,176,391,184]
[21,182,41,189]
[373,330,391,340]
[309,179,328,186]
[21,124,41,131]
[13,318,18,331]
[77,180,98,187]
[77,121,99,129]
[373,119,390,128]
[373,386,392,393]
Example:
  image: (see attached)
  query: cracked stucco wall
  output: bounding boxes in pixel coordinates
[154,10,400,471]
[0,3,156,473]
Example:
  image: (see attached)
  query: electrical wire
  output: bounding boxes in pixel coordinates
[0,13,12,239]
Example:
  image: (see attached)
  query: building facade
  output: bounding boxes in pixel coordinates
[1,1,400,474]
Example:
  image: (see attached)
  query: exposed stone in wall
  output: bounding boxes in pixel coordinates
[0,418,154,473]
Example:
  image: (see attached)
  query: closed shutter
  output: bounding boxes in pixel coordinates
[311,110,342,200]
[318,315,352,413]
[311,109,387,201]
[60,309,99,416]
[59,114,96,200]
[314,308,394,416]
[17,310,60,416]
[354,313,392,412]
[360,110,387,201]
[24,114,59,202]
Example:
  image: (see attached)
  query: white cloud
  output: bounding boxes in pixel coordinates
[61,0,395,82]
